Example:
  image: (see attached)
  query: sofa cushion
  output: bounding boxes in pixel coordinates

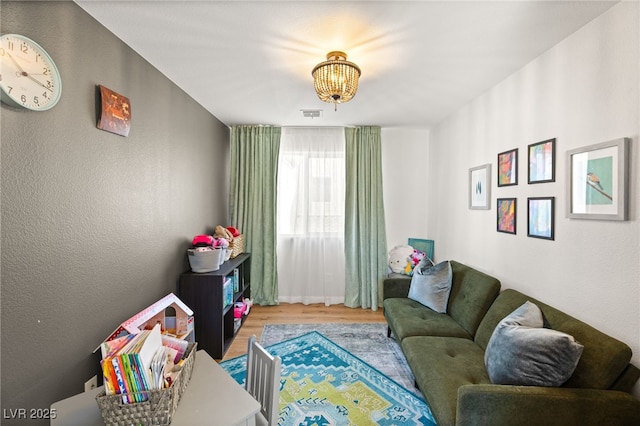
[446,261,501,338]
[484,301,584,386]
[475,289,632,390]
[408,259,452,313]
[383,298,472,341]
[402,336,491,426]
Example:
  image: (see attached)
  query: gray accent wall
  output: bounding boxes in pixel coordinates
[1,1,230,418]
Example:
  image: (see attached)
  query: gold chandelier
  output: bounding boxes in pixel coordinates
[312,51,361,111]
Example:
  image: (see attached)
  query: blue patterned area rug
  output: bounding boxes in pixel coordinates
[260,323,421,397]
[220,329,436,425]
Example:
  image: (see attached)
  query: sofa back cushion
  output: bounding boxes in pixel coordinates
[447,261,501,338]
[475,289,632,390]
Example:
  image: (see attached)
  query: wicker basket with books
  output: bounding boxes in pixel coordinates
[95,342,196,426]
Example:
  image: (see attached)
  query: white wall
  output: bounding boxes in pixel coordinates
[427,2,640,396]
[382,127,431,252]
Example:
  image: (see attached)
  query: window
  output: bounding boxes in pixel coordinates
[278,151,344,236]
[276,127,346,305]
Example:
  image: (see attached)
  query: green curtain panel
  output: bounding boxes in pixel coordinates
[344,126,388,310]
[230,125,281,305]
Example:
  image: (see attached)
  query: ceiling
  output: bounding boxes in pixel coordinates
[75,0,618,129]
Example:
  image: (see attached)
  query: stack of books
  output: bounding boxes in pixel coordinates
[100,324,179,404]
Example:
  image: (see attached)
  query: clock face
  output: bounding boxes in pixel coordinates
[0,34,62,111]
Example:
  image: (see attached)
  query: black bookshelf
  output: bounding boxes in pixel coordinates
[178,253,251,359]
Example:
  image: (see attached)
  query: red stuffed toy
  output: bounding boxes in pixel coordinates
[192,234,214,247]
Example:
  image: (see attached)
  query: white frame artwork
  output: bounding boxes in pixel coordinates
[469,164,491,210]
[566,137,629,221]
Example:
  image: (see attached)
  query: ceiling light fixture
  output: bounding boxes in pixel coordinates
[312,51,361,111]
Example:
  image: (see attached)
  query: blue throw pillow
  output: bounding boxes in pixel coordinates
[407,259,452,313]
[484,301,584,387]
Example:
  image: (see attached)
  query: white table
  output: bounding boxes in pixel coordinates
[51,350,260,426]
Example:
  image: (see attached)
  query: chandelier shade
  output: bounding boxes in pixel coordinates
[312,51,361,109]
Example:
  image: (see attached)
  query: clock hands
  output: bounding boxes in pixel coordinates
[5,51,28,74]
[5,51,54,93]
[26,74,54,93]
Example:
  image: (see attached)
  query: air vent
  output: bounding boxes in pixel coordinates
[301,109,322,119]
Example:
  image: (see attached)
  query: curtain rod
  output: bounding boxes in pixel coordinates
[225,125,360,129]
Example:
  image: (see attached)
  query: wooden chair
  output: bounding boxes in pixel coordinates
[246,335,281,426]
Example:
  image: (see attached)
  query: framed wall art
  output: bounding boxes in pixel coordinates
[97,85,131,137]
[497,198,516,234]
[469,164,491,210]
[528,138,555,184]
[566,137,629,220]
[528,197,554,240]
[497,148,518,187]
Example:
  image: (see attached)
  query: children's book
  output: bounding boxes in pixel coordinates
[100,324,165,403]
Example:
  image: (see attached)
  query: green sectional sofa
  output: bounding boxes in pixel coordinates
[383,260,640,426]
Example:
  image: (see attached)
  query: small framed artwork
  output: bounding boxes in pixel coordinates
[497,148,518,187]
[566,137,629,220]
[469,164,491,210]
[497,198,517,234]
[97,85,131,137]
[528,197,555,240]
[528,138,555,184]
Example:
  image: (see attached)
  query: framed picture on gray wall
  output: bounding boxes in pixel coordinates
[97,85,131,137]
[469,164,491,210]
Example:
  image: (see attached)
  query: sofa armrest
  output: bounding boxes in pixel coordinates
[456,384,640,426]
[383,276,411,300]
[611,363,640,393]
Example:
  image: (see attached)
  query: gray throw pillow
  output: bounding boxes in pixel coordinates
[413,255,435,274]
[484,301,584,387]
[407,259,452,313]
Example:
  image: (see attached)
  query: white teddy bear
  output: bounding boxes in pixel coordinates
[388,245,415,275]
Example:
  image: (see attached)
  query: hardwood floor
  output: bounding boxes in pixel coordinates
[222,303,386,360]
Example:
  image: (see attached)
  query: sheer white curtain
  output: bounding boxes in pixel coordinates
[277,127,346,305]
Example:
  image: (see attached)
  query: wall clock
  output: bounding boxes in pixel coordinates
[0,33,62,111]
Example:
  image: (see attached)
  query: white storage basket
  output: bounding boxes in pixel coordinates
[187,248,223,273]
